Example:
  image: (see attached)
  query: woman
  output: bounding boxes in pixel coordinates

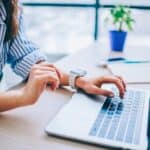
[0,0,126,112]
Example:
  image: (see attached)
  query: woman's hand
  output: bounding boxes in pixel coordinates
[75,75,126,98]
[20,62,62,106]
[53,69,126,98]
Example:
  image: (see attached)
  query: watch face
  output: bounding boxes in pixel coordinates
[71,69,87,76]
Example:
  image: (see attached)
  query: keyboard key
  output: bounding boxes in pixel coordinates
[125,124,136,143]
[116,110,122,115]
[98,118,111,138]
[101,97,112,111]
[116,113,129,141]
[109,102,117,111]
[107,111,113,115]
[107,116,120,140]
[128,90,134,99]
[89,112,105,136]
[125,111,137,143]
[117,102,124,111]
[133,93,145,144]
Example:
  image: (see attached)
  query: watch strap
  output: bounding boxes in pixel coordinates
[69,69,86,89]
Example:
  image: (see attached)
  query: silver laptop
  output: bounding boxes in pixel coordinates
[45,86,150,150]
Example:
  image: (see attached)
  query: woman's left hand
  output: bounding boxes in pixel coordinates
[75,75,126,98]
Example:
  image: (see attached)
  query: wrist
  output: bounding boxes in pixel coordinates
[16,87,29,107]
[75,77,87,89]
[69,69,87,89]
[17,89,26,107]
[7,89,26,108]
[59,72,69,86]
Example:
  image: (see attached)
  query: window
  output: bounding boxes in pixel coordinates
[22,0,150,56]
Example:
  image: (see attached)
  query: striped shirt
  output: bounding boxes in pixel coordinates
[0,1,46,79]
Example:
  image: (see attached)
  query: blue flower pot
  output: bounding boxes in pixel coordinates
[109,30,127,52]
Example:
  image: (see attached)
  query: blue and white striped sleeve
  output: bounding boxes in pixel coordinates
[7,13,47,79]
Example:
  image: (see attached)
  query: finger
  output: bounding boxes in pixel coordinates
[37,73,59,90]
[35,66,56,72]
[113,76,125,94]
[49,82,58,91]
[54,67,63,80]
[46,82,56,91]
[33,70,60,86]
[33,69,59,77]
[46,75,59,89]
[34,66,59,75]
[32,65,57,74]
[38,63,62,79]
[40,82,47,93]
[112,79,125,98]
[116,76,127,91]
[38,62,55,67]
[44,81,58,91]
[86,85,114,97]
[98,76,125,98]
[33,66,62,81]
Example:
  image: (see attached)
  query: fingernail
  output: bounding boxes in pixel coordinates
[109,93,114,98]
[120,94,124,99]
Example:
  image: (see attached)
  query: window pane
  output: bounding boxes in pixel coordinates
[21,0,95,4]
[23,6,94,54]
[22,0,150,56]
[101,0,150,6]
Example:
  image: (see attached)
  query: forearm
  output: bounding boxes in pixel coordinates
[0,90,23,112]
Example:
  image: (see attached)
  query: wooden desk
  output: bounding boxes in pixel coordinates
[0,43,150,150]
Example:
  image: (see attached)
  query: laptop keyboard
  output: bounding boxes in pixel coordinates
[89,88,145,145]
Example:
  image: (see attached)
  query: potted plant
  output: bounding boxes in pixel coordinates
[106,5,135,52]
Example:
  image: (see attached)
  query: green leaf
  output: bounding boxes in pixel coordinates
[106,5,135,31]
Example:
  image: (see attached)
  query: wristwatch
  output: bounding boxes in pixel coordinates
[69,68,87,89]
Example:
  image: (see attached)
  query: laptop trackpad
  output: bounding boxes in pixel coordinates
[45,91,106,137]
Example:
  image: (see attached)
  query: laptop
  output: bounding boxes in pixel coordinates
[45,86,150,150]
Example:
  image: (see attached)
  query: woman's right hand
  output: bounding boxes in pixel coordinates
[19,62,62,106]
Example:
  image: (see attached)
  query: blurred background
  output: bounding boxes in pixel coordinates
[21,0,150,58]
[4,0,150,87]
